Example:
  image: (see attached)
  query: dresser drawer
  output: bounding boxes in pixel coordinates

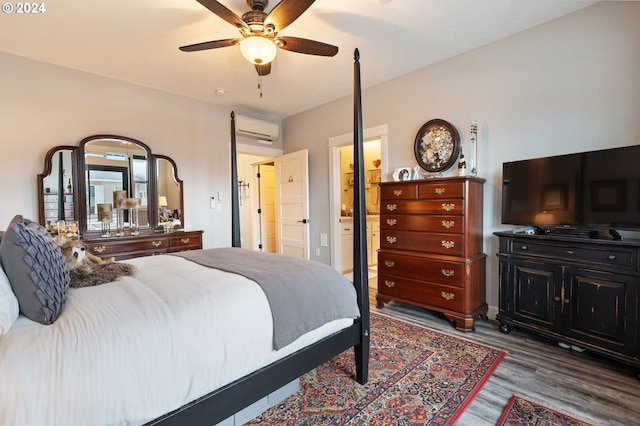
[378,274,463,311]
[380,214,463,233]
[380,183,418,200]
[382,199,464,215]
[168,232,202,252]
[87,237,168,257]
[418,181,464,200]
[509,240,635,270]
[380,230,464,256]
[378,252,464,287]
[340,219,354,235]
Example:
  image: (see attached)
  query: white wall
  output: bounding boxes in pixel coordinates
[0,52,281,249]
[2,2,639,312]
[282,2,640,311]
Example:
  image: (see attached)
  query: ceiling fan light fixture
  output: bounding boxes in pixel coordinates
[240,36,277,65]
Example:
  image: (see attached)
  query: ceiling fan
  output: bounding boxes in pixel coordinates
[179,0,339,76]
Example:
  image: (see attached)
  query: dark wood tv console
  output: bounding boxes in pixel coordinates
[495,231,640,371]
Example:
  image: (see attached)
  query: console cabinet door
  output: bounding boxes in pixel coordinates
[564,268,637,355]
[510,259,563,333]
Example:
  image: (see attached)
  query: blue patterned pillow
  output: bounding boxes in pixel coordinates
[0,216,69,324]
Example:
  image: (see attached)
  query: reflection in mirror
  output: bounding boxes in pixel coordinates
[156,155,183,230]
[83,138,150,233]
[38,147,77,231]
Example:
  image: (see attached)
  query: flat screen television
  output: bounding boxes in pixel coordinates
[501,145,640,238]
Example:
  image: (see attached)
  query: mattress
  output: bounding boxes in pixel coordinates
[0,254,354,425]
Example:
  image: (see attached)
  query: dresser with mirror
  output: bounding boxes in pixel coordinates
[38,135,202,260]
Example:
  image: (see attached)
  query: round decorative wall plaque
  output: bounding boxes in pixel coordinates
[414,119,460,173]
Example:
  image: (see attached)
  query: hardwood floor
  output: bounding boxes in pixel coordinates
[368,279,640,426]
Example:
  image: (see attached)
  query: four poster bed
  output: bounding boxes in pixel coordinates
[0,50,369,425]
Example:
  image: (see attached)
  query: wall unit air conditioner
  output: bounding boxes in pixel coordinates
[235,114,280,141]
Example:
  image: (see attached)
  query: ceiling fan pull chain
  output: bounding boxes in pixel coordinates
[258,75,263,98]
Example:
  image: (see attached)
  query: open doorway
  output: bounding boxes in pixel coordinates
[237,146,281,252]
[328,125,389,278]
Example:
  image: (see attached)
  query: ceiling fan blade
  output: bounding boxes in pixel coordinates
[255,62,271,76]
[276,36,338,57]
[265,0,315,32]
[195,0,249,32]
[179,38,240,52]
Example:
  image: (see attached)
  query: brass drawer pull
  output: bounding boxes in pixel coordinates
[520,245,528,251]
[152,240,163,247]
[441,269,455,277]
[386,236,397,244]
[441,220,455,229]
[393,189,403,196]
[441,203,455,212]
[441,291,455,300]
[386,203,397,211]
[386,218,397,226]
[608,254,617,260]
[93,245,106,253]
[385,260,395,268]
[180,238,190,244]
[566,250,575,255]
[384,280,395,288]
[435,187,446,195]
[441,240,455,249]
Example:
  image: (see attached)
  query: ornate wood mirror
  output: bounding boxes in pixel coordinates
[37,146,80,231]
[38,135,184,237]
[155,155,184,227]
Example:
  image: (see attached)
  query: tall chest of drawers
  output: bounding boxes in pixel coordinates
[377,176,487,331]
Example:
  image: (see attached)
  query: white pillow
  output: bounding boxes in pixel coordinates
[0,263,20,337]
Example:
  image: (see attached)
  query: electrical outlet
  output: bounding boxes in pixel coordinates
[210,195,215,209]
[315,247,321,256]
[320,233,328,247]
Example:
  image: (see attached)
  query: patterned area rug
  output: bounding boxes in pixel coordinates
[497,394,596,426]
[247,312,505,425]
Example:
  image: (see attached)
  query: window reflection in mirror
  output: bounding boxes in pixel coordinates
[41,149,75,227]
[84,139,149,232]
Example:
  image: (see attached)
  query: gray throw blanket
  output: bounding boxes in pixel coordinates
[172,248,360,350]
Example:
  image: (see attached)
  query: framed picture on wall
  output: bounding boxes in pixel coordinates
[540,184,567,211]
[392,167,412,181]
[591,180,626,211]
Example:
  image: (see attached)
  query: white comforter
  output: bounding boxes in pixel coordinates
[0,255,353,425]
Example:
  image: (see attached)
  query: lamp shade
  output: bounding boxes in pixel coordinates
[240,36,277,65]
[158,196,168,207]
[97,203,113,222]
[113,190,127,208]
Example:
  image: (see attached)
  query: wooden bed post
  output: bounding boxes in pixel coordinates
[230,111,241,248]
[353,48,370,384]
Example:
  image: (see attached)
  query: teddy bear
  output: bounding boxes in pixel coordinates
[58,239,136,288]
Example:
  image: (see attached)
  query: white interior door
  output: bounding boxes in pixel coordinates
[252,163,276,253]
[275,149,310,259]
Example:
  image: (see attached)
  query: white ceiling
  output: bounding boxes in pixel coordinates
[0,0,596,118]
